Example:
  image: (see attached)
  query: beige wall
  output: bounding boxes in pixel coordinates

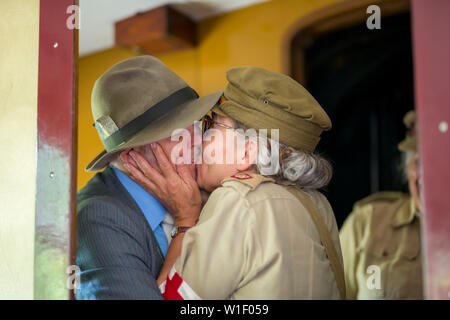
[0,0,39,299]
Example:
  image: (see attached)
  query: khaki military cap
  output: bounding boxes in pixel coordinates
[398,110,417,152]
[212,66,332,152]
[86,55,222,171]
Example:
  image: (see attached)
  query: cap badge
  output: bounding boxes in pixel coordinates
[94,115,119,140]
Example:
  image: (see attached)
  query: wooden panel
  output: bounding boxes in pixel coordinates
[35,0,78,299]
[411,0,450,300]
[115,5,196,54]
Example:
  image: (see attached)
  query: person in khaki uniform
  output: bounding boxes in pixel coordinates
[170,173,342,300]
[340,111,423,300]
[124,66,346,299]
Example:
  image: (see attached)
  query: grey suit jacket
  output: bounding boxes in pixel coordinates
[76,167,164,299]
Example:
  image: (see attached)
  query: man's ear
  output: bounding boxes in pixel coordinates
[236,138,258,171]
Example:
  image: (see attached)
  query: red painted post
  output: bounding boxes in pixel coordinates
[35,0,78,299]
[411,0,450,300]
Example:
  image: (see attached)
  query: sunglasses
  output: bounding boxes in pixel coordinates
[201,112,234,134]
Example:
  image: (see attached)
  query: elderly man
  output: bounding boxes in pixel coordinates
[75,56,221,299]
[340,110,423,299]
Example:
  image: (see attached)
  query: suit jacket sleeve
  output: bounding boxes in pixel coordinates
[76,199,163,300]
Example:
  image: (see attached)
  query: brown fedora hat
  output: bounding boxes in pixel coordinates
[86,55,222,172]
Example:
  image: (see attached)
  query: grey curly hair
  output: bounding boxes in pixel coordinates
[234,120,333,189]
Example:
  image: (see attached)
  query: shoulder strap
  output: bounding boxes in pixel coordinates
[221,173,275,190]
[286,187,346,300]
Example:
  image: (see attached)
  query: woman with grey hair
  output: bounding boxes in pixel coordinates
[124,66,344,300]
[234,119,333,190]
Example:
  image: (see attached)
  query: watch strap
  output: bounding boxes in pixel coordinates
[171,225,192,238]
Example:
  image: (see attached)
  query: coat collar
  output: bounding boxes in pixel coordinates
[221,172,275,190]
[392,196,418,228]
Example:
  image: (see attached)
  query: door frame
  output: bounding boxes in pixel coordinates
[35,0,78,299]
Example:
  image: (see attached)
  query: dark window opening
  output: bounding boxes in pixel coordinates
[291,12,414,227]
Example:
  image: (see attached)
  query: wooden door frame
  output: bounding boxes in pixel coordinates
[35,0,78,299]
[411,0,450,300]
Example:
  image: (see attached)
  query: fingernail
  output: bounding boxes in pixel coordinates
[151,143,156,149]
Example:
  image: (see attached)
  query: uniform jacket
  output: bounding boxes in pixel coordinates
[339,192,423,300]
[161,173,343,300]
[76,167,164,299]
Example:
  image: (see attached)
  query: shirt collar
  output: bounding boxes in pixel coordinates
[113,167,167,231]
[392,196,417,228]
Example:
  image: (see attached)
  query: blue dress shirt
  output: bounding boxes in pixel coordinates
[113,168,168,256]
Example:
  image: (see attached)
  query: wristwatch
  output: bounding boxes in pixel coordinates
[171,226,192,238]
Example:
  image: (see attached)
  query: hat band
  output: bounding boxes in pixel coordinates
[101,86,198,151]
